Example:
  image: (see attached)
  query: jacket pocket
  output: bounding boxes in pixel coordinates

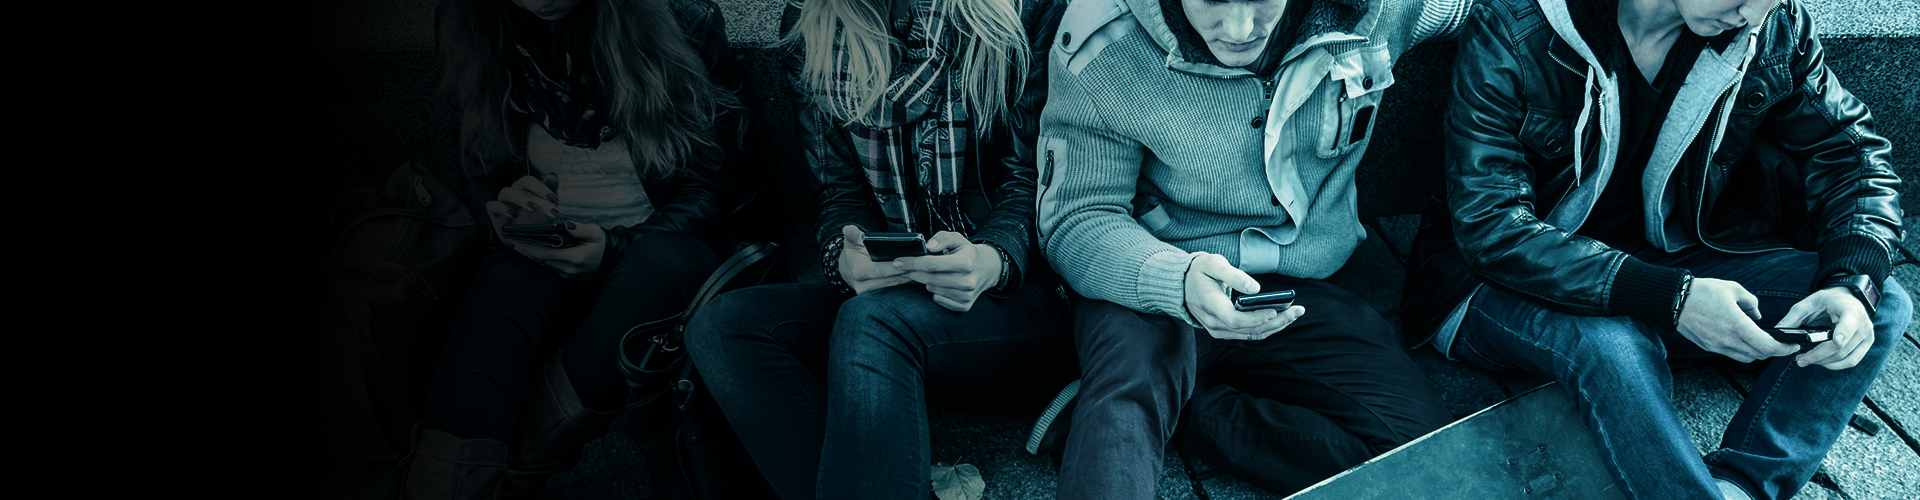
[1317,46,1396,159]
[1519,109,1575,160]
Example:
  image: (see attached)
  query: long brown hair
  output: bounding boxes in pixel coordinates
[438,0,739,179]
[786,0,1029,134]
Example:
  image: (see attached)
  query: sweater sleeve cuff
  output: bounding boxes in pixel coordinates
[1610,256,1692,325]
[1813,234,1892,292]
[1140,250,1204,327]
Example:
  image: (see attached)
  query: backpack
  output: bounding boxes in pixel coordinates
[317,163,485,458]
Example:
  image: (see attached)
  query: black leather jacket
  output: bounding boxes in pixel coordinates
[785,0,1065,295]
[1403,0,1902,342]
[456,0,738,277]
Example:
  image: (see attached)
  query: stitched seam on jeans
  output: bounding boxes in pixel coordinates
[1739,360,1795,453]
[1458,323,1517,373]
[1461,306,1528,373]
[1575,380,1644,499]
[1468,306,1647,496]
[772,318,836,417]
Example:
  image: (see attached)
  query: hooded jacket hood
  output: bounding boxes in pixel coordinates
[1529,0,1764,249]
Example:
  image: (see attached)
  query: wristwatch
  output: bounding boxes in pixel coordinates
[1821,274,1880,317]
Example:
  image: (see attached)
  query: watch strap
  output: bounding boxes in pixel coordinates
[1821,274,1879,317]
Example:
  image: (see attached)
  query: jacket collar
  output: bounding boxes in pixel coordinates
[1533,0,1771,248]
[1129,0,1374,79]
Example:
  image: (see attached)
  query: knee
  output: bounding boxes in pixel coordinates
[1074,300,1197,398]
[469,249,554,290]
[828,288,930,356]
[1872,276,1912,342]
[686,286,783,366]
[1564,319,1666,381]
[1077,301,1196,369]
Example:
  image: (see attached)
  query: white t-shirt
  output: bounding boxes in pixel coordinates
[527,125,654,229]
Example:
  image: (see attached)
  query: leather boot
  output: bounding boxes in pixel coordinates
[401,423,509,500]
[497,355,624,499]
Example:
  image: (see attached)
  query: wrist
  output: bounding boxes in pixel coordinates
[987,243,1012,293]
[1672,274,1694,327]
[1820,273,1880,316]
[822,235,856,297]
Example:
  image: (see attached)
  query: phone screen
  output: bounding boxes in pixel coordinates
[864,233,928,262]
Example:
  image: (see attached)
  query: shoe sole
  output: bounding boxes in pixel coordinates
[1025,379,1080,455]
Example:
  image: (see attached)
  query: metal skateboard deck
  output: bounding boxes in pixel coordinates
[1286,383,1627,499]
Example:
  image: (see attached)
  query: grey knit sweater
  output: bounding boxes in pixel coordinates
[1036,0,1465,324]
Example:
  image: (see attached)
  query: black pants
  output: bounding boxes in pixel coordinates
[421,232,717,441]
[1057,274,1450,498]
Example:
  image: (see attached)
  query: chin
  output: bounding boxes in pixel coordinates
[1213,51,1262,68]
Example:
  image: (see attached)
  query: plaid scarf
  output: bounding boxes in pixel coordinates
[823,0,975,236]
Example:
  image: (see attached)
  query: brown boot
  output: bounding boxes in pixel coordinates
[401,424,509,500]
[496,356,624,499]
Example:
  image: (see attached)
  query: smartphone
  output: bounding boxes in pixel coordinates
[1763,327,1832,345]
[1232,290,1297,312]
[501,222,580,248]
[863,232,929,262]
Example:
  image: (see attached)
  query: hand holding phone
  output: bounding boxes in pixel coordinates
[1763,326,1832,345]
[1232,290,1297,312]
[863,232,931,262]
[501,222,581,248]
[838,226,913,295]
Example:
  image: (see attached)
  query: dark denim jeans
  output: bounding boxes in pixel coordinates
[685,273,1078,500]
[1452,247,1911,500]
[422,231,718,441]
[1058,275,1450,499]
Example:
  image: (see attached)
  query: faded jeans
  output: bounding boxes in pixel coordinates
[1452,247,1910,500]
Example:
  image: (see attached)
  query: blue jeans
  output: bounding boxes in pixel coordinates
[685,273,1078,500]
[1452,247,1911,500]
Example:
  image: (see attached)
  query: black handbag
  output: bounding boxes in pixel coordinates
[317,162,485,459]
[618,241,784,500]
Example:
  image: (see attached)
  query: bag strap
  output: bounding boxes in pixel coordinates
[685,242,783,321]
[618,242,784,410]
[330,260,442,301]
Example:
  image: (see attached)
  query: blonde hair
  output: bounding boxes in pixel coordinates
[786,0,1029,134]
[439,0,740,179]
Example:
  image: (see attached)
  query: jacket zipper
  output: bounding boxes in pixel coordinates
[1693,11,1790,255]
[1333,86,1347,151]
[1252,77,1276,129]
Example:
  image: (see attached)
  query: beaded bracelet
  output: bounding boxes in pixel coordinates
[822,235,857,297]
[988,242,1014,295]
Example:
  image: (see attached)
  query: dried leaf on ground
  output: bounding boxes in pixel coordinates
[931,463,985,500]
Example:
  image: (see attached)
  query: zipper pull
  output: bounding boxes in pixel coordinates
[414,174,432,207]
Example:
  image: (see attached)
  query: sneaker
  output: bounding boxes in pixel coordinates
[1025,379,1081,455]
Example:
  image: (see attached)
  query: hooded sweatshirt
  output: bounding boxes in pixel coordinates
[1036,0,1467,324]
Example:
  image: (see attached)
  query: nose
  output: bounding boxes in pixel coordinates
[1222,4,1257,42]
[1733,0,1779,27]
